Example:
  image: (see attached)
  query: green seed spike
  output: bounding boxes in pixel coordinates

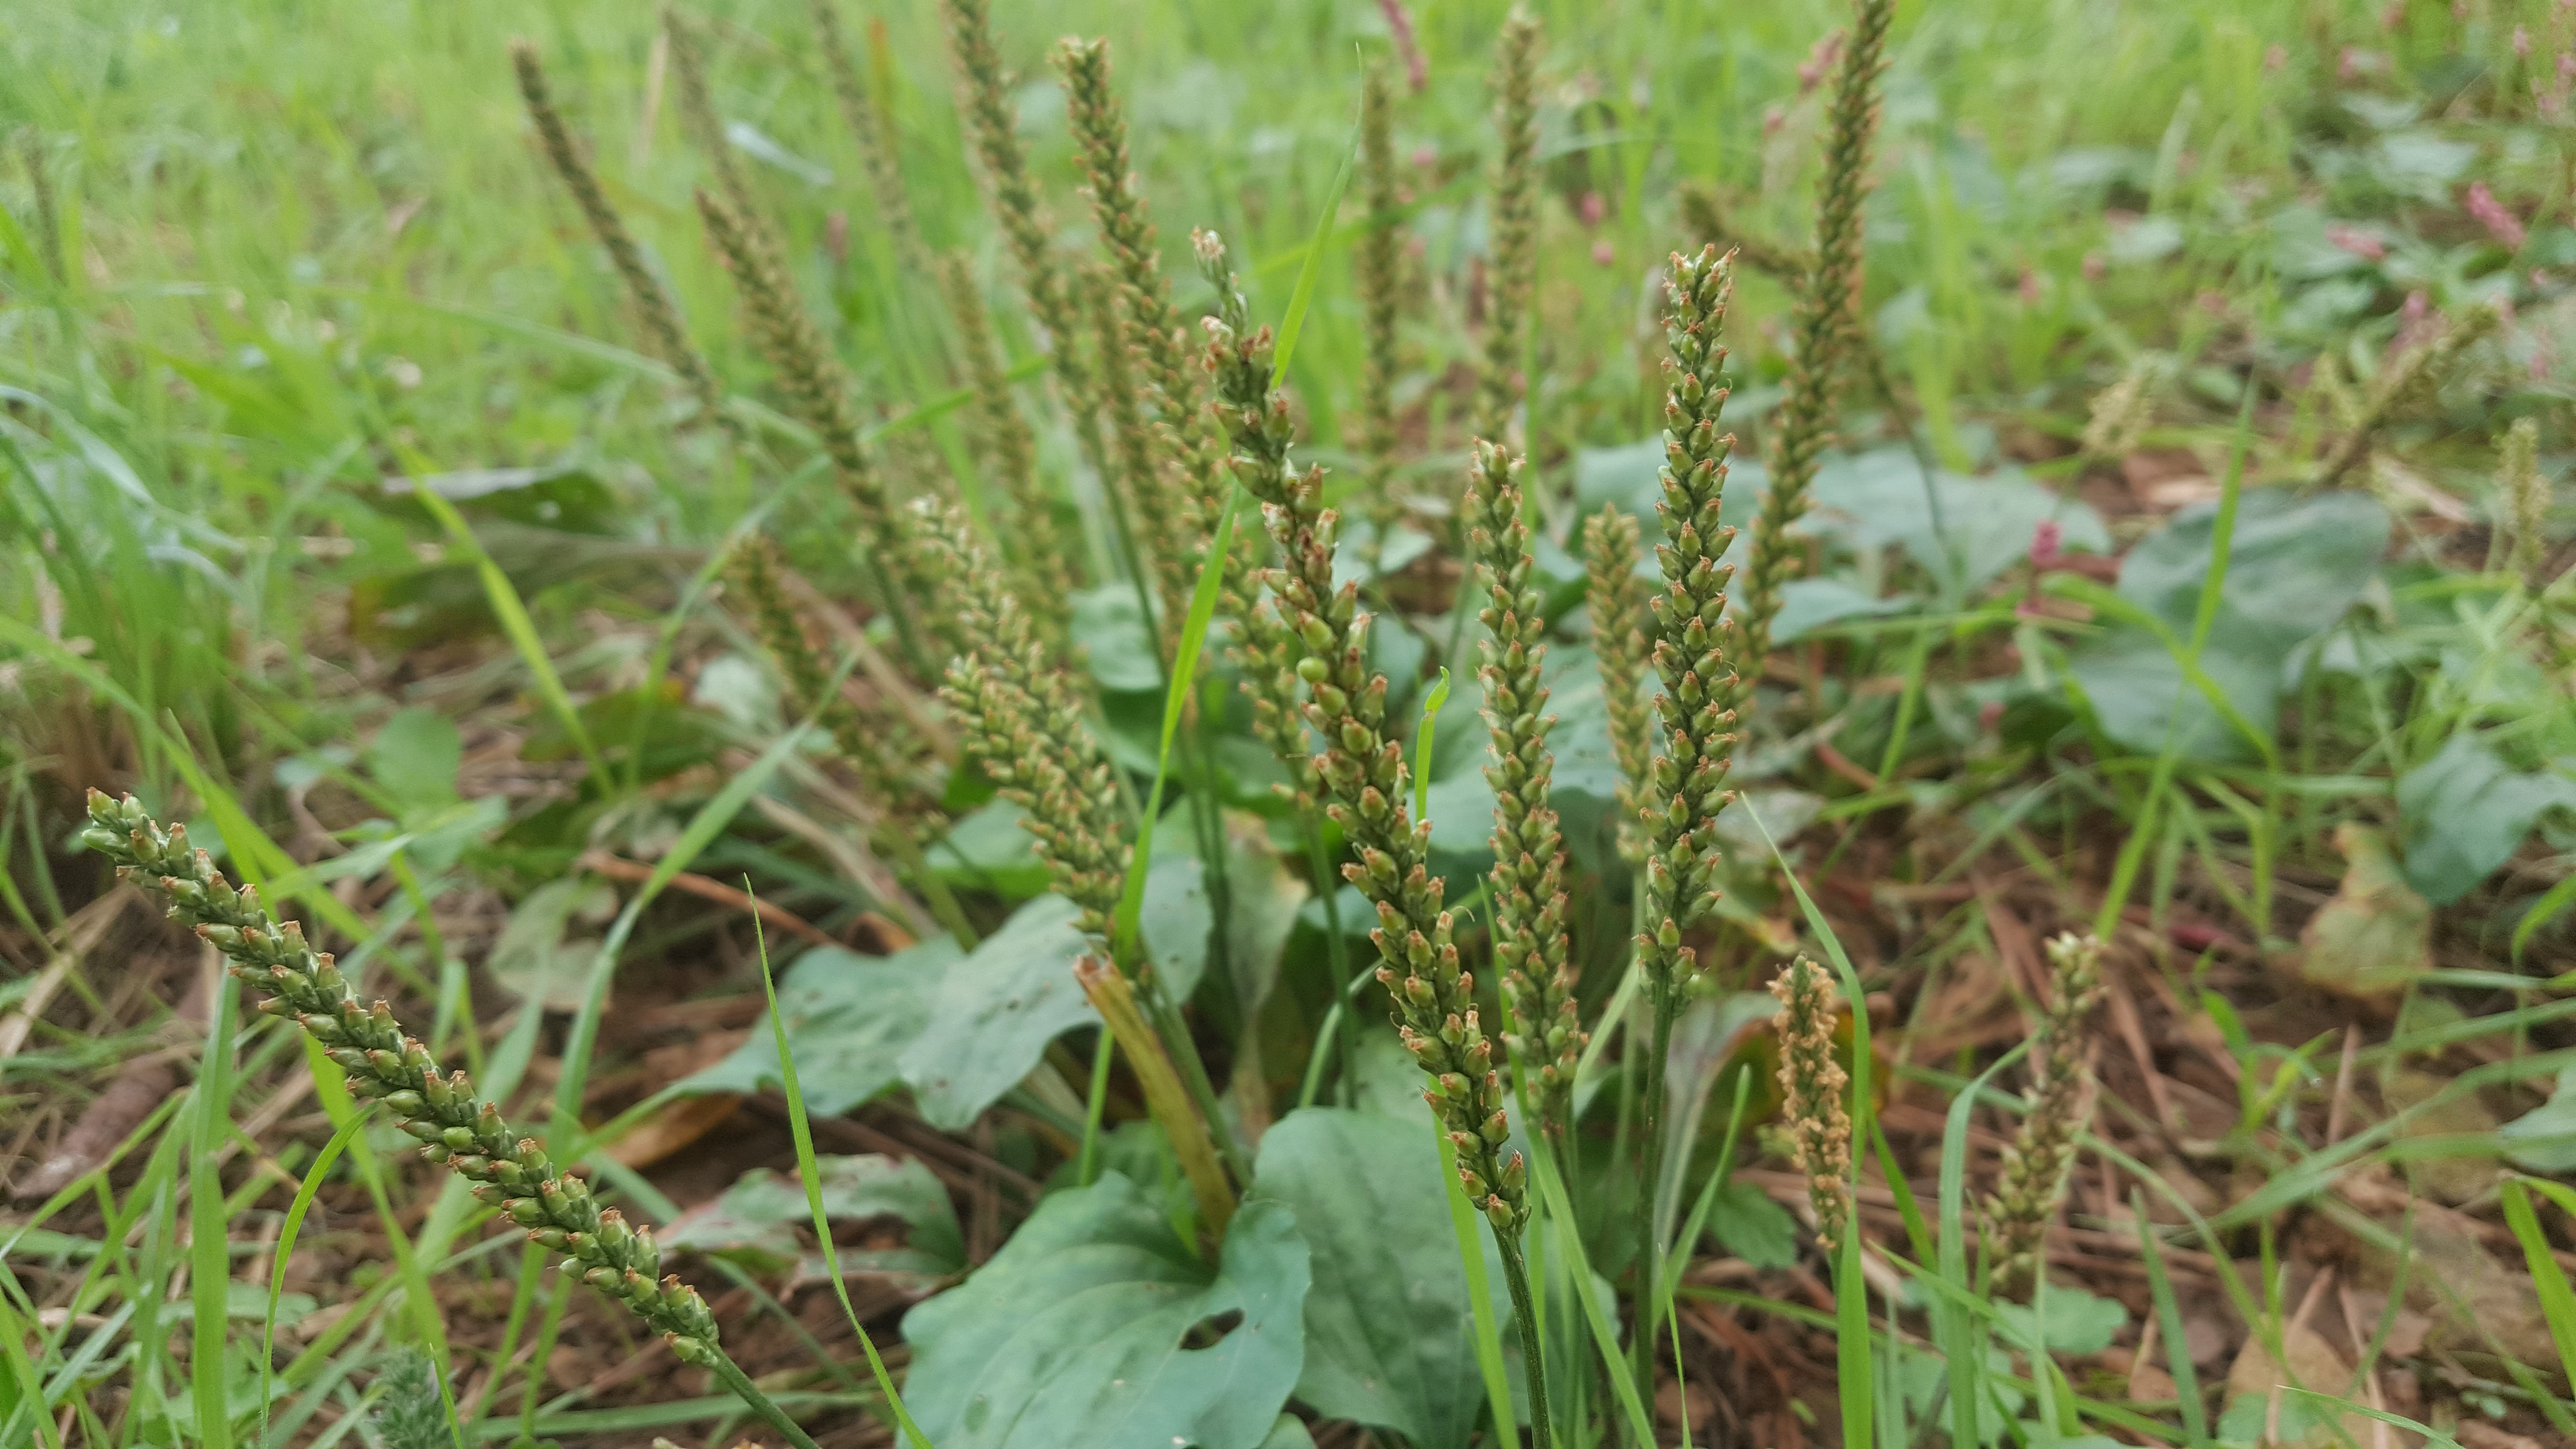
[693,187,927,669]
[1631,244,1745,1339]
[662,6,757,222]
[1982,933,2104,1294]
[1732,0,1895,701]
[1463,441,1581,1137]
[940,252,1078,628]
[1582,504,1653,866]
[511,40,729,434]
[907,498,1131,939]
[1471,10,1541,448]
[79,790,723,1352]
[1771,955,1855,1252]
[1354,58,1406,546]
[1055,38,1211,472]
[938,0,1116,499]
[810,0,930,282]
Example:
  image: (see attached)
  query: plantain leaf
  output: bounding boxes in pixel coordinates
[902,1174,1309,1449]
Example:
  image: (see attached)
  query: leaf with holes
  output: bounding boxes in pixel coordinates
[901,1173,1309,1449]
[1246,1107,1515,1449]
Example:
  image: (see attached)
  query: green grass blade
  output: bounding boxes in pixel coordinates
[2133,1189,2212,1449]
[549,721,814,1152]
[189,971,239,1449]
[2504,1178,2576,1396]
[1268,116,1361,386]
[1413,667,1452,822]
[1523,1126,1658,1446]
[1434,1120,1519,1445]
[261,1111,370,1448]
[748,904,934,1449]
[1737,796,1875,1449]
[409,479,610,789]
[1110,483,1245,966]
[1934,1045,2028,1449]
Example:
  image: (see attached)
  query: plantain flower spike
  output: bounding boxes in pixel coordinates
[1195,226,1526,1238]
[1472,11,1543,446]
[1462,442,1582,1132]
[907,498,1131,939]
[1732,0,1895,699]
[1355,58,1407,545]
[80,791,723,1361]
[1983,931,2105,1294]
[938,0,1111,477]
[1582,504,1654,866]
[2498,417,2550,585]
[1770,955,1855,1252]
[511,40,728,434]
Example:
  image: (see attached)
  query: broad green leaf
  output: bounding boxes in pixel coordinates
[366,707,461,809]
[1705,1182,1799,1269]
[902,1174,1310,1449]
[2501,1067,2576,1173]
[1068,584,1166,693]
[679,939,957,1112]
[1139,807,1311,1012]
[663,1154,965,1281]
[1992,1287,2127,1356]
[2070,489,2387,760]
[928,800,1053,899]
[1772,577,1915,644]
[1808,448,2112,597]
[899,894,1098,1130]
[2396,734,2576,905]
[1247,1108,1513,1449]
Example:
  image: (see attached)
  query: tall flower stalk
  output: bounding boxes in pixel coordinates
[1355,59,1406,546]
[1473,13,1543,447]
[662,7,757,222]
[938,0,1111,481]
[80,792,833,1449]
[1631,245,1745,1344]
[1465,442,1580,1138]
[1057,36,1217,633]
[1732,0,1894,698]
[511,41,728,433]
[1198,230,1551,1447]
[1983,932,2103,1295]
[1087,262,1196,639]
[939,253,1078,616]
[905,498,1241,1227]
[725,535,978,948]
[2498,417,2549,584]
[693,188,927,674]
[809,0,929,281]
[1056,40,1212,478]
[1582,505,1653,866]
[1771,955,1854,1251]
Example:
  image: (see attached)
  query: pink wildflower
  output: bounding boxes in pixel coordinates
[1591,239,1617,267]
[1579,190,1607,227]
[1376,0,1428,93]
[2466,181,2528,251]
[1798,31,1845,94]
[2326,223,2387,262]
[2029,519,2066,571]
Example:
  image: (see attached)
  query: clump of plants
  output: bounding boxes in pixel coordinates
[8,0,2576,1446]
